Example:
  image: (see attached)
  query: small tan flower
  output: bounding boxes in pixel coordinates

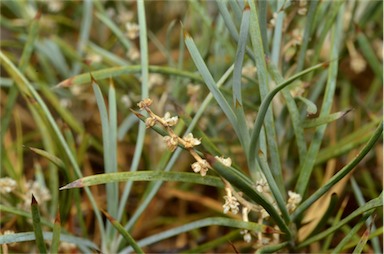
[125,22,140,40]
[162,112,178,127]
[187,83,200,97]
[137,98,152,109]
[286,190,302,212]
[191,159,209,176]
[127,46,140,61]
[0,177,17,194]
[241,229,252,243]
[145,117,157,128]
[215,156,232,167]
[240,207,251,242]
[223,187,239,214]
[255,179,269,193]
[183,133,201,148]
[163,135,178,152]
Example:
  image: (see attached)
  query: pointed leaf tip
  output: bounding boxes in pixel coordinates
[56,77,74,88]
[59,179,83,190]
[31,194,37,204]
[55,211,61,223]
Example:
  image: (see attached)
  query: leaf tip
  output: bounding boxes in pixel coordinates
[34,9,42,20]
[56,77,74,88]
[55,211,61,224]
[31,194,37,205]
[59,180,83,190]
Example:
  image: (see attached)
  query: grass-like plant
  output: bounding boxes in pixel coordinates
[1,1,382,253]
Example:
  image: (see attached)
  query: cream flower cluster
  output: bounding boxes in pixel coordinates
[137,98,214,176]
[222,177,303,244]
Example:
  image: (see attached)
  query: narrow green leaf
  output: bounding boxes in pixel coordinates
[295,5,344,196]
[50,211,61,253]
[56,65,203,88]
[297,194,382,249]
[331,213,368,253]
[351,177,382,253]
[232,5,250,108]
[257,151,290,223]
[248,62,326,169]
[117,0,150,225]
[231,5,251,153]
[296,0,318,72]
[0,232,98,253]
[95,12,131,51]
[31,195,47,254]
[292,121,383,221]
[315,120,379,165]
[29,147,64,168]
[184,34,246,149]
[123,217,277,253]
[357,30,383,79]
[60,171,224,190]
[102,210,144,254]
[72,0,92,75]
[267,59,307,179]
[301,109,351,129]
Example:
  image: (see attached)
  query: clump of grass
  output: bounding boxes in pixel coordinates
[1,1,382,253]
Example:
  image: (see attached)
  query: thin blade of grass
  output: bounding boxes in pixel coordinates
[72,0,92,75]
[356,30,383,79]
[267,59,307,174]
[28,147,64,168]
[296,0,318,72]
[95,11,131,51]
[315,119,380,165]
[107,80,119,223]
[257,151,290,223]
[184,33,247,149]
[31,195,47,254]
[248,0,283,183]
[60,171,224,190]
[351,177,382,253]
[92,80,115,209]
[102,210,144,254]
[0,232,98,253]
[122,217,277,253]
[329,208,368,253]
[116,0,150,224]
[292,121,383,221]
[248,62,326,173]
[50,211,61,254]
[56,65,203,88]
[294,5,344,196]
[232,4,251,151]
[217,0,255,61]
[297,193,382,249]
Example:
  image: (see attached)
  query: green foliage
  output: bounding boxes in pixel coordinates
[1,1,382,253]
